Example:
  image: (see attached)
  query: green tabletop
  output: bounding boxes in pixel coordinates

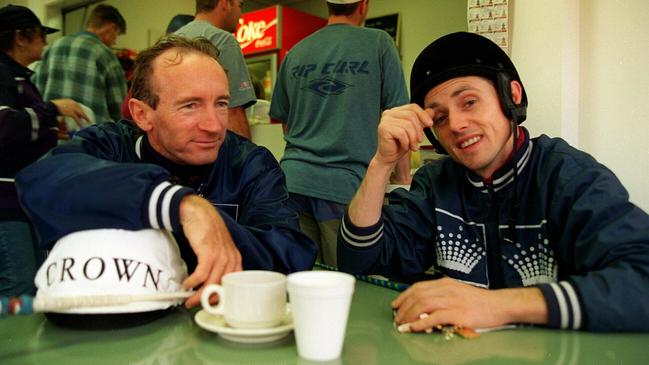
[1,281,648,365]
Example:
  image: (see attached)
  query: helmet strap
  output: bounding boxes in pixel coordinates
[496,72,526,124]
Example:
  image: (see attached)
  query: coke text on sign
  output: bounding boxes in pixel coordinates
[236,6,279,55]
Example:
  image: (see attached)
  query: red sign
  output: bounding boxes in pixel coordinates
[236,6,279,55]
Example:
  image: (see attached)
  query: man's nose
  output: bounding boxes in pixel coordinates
[448,110,469,132]
[198,108,227,132]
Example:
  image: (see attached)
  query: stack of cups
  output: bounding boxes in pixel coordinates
[287,271,356,361]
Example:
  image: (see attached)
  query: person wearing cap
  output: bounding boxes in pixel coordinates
[175,0,255,139]
[0,5,88,296]
[16,35,317,308]
[33,4,127,123]
[270,0,410,267]
[337,32,649,332]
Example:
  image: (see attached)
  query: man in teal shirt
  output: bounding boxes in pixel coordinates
[175,0,256,139]
[270,0,409,266]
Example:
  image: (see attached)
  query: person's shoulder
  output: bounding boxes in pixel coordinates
[77,120,140,141]
[343,24,391,39]
[0,58,12,78]
[221,132,278,169]
[534,134,598,166]
[176,20,235,43]
[61,31,96,45]
[54,31,105,54]
[531,134,616,185]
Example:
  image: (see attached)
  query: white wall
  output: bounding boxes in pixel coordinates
[509,0,565,141]
[511,0,649,212]
[580,1,649,212]
[103,0,194,50]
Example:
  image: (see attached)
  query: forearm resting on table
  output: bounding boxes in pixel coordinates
[347,158,395,227]
[497,287,548,325]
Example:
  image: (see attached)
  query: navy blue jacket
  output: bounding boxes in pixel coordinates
[0,52,59,220]
[339,128,649,332]
[16,120,317,273]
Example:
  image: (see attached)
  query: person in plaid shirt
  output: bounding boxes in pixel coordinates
[33,4,127,123]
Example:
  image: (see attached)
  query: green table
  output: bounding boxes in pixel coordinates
[1,281,648,365]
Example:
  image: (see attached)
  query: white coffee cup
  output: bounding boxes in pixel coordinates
[287,271,355,361]
[200,270,287,329]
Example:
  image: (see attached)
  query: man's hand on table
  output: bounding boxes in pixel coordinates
[391,277,548,332]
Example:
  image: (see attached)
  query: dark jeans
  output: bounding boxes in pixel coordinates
[0,220,44,296]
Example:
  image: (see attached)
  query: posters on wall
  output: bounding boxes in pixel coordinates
[467,0,510,53]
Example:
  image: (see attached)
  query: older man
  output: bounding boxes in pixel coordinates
[17,35,316,308]
[338,32,649,332]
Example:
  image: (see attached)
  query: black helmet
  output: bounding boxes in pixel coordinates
[410,32,527,153]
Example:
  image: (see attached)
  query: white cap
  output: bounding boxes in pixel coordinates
[326,0,362,4]
[34,229,188,314]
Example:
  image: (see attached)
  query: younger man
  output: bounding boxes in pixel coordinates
[338,32,649,332]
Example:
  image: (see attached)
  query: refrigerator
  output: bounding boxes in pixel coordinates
[236,6,326,160]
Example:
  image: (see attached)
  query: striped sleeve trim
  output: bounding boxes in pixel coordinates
[147,182,192,231]
[537,281,582,330]
[25,108,39,141]
[339,213,384,248]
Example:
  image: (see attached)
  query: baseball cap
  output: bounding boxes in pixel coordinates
[34,229,188,315]
[326,0,362,4]
[0,5,58,34]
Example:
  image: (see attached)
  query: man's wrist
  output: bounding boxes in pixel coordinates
[498,287,548,325]
[369,156,398,179]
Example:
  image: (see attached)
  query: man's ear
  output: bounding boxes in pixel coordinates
[128,98,153,132]
[359,0,369,17]
[510,80,523,105]
[14,31,28,48]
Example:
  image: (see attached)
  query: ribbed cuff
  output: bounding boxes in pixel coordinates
[339,212,384,248]
[147,181,194,232]
[537,281,582,330]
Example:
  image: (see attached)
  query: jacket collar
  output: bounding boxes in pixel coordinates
[0,51,32,78]
[135,135,211,189]
[465,126,533,193]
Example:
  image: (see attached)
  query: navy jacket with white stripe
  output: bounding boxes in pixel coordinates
[339,128,649,331]
[16,120,317,273]
[0,52,59,221]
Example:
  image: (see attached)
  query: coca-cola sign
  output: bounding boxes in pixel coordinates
[236,6,279,55]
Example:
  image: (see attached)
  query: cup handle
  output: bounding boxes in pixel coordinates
[200,284,225,316]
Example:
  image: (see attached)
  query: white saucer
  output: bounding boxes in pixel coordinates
[194,306,293,344]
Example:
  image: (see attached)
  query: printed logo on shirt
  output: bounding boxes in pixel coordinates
[434,208,557,288]
[303,77,351,97]
[291,60,370,97]
[291,60,370,79]
[240,80,252,91]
